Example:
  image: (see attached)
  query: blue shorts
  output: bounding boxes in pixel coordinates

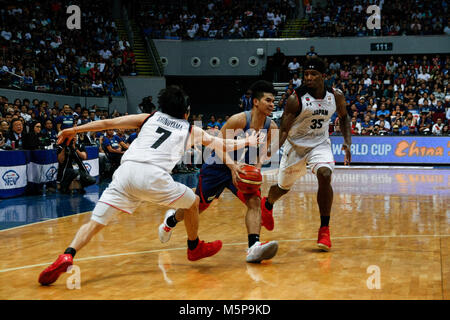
[195,163,261,211]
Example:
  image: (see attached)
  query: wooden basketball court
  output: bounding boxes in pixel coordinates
[0,168,448,300]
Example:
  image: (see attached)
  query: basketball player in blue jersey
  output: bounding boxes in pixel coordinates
[261,57,352,251]
[158,80,280,263]
[38,86,261,286]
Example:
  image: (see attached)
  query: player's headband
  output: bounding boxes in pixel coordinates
[303,59,326,74]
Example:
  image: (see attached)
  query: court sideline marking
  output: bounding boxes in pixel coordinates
[1,233,449,274]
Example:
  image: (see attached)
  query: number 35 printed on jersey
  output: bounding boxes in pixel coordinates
[310,119,324,129]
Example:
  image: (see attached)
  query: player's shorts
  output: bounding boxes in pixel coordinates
[278,139,335,190]
[91,161,196,225]
[195,163,261,211]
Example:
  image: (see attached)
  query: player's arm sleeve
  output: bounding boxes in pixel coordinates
[334,89,352,148]
[279,93,301,147]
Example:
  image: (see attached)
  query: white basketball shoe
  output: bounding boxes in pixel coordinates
[246,241,279,263]
[158,209,176,243]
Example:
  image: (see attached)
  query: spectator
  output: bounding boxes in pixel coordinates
[306,46,318,59]
[0,120,9,136]
[56,104,74,132]
[77,108,91,125]
[287,57,300,77]
[292,73,302,88]
[126,129,139,145]
[41,119,58,147]
[432,118,444,135]
[5,118,24,149]
[114,128,129,151]
[102,129,124,170]
[207,116,220,128]
[23,121,44,150]
[390,124,401,135]
[271,47,287,82]
[239,89,253,111]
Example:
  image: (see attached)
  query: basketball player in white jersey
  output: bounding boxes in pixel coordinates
[38,86,261,286]
[261,57,352,251]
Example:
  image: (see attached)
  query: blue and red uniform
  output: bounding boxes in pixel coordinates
[195,111,271,211]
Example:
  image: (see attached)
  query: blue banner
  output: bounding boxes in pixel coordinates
[330,136,450,164]
[0,146,100,199]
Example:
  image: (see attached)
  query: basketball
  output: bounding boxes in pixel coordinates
[236,165,262,194]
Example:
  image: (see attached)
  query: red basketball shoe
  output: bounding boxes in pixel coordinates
[38,254,73,285]
[188,240,222,261]
[261,197,274,231]
[317,226,331,251]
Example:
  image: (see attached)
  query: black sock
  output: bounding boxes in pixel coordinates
[265,200,273,211]
[248,234,260,248]
[166,214,178,228]
[64,247,76,258]
[320,216,330,227]
[187,237,199,250]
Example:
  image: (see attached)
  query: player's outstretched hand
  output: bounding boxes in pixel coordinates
[57,128,76,146]
[245,130,266,147]
[342,144,351,165]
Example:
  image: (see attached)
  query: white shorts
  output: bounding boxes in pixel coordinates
[277,139,335,190]
[91,161,196,225]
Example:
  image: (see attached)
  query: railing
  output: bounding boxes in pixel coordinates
[117,77,127,100]
[144,36,164,77]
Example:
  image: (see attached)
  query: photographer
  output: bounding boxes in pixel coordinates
[57,134,96,194]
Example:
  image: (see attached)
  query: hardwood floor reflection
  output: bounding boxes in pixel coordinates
[0,168,448,300]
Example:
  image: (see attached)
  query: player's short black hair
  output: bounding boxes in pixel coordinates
[303,56,326,74]
[157,85,190,119]
[249,80,276,100]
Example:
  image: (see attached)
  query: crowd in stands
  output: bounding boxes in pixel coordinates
[302,0,449,37]
[0,95,137,194]
[273,51,450,136]
[134,0,449,40]
[0,0,135,96]
[135,0,296,40]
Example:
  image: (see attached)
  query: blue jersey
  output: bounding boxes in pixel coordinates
[56,114,74,130]
[196,111,272,209]
[127,132,138,144]
[102,135,122,151]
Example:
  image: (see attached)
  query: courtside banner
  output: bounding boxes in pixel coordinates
[330,136,450,164]
[0,151,28,198]
[27,150,58,184]
[84,146,99,178]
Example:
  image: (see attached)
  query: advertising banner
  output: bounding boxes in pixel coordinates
[330,136,450,164]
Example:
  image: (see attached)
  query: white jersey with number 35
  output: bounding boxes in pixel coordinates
[287,87,336,151]
[121,111,191,172]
